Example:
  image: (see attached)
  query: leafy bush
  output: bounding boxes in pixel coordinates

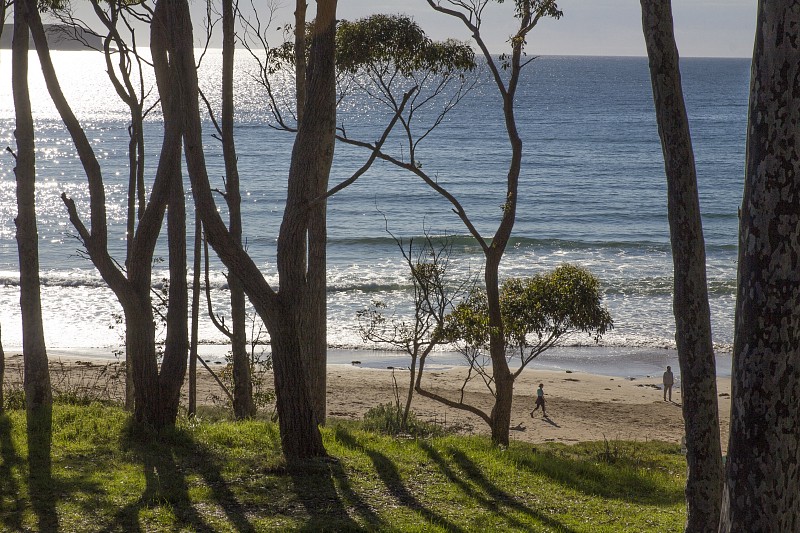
[3,387,25,410]
[210,348,275,414]
[361,402,447,438]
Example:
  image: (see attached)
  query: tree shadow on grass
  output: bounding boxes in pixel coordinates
[286,455,377,532]
[514,447,684,506]
[101,422,256,532]
[418,442,576,532]
[0,414,24,531]
[335,427,465,533]
[27,407,59,532]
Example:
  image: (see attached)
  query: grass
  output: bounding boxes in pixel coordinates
[0,404,686,532]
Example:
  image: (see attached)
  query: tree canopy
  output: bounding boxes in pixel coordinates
[440,264,612,360]
[337,14,475,76]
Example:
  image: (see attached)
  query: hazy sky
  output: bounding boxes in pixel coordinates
[58,0,758,58]
[338,1,758,58]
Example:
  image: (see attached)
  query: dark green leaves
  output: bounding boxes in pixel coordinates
[440,264,612,352]
[337,14,475,76]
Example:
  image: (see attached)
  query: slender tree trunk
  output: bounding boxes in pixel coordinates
[221,0,254,419]
[277,0,335,428]
[189,215,201,416]
[159,148,188,426]
[305,187,328,424]
[720,2,800,529]
[288,0,330,425]
[294,0,307,123]
[639,2,723,531]
[485,253,513,446]
[12,2,52,414]
[0,324,5,412]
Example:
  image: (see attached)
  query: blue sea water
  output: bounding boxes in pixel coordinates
[0,51,749,360]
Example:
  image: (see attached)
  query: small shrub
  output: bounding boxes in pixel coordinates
[362,403,447,438]
[209,348,275,415]
[3,387,25,410]
[50,360,125,406]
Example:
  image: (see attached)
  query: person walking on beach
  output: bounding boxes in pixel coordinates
[530,383,547,418]
[663,365,674,402]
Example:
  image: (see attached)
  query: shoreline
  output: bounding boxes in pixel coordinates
[17,344,733,379]
[2,350,733,452]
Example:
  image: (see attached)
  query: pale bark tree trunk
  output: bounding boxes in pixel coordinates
[0,325,5,412]
[640,2,723,530]
[221,0,255,419]
[158,142,189,425]
[165,0,334,459]
[12,2,52,414]
[189,215,201,416]
[720,1,800,529]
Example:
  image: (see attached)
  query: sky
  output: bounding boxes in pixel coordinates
[51,0,758,58]
[338,0,758,58]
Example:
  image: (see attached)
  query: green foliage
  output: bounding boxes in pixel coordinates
[209,349,275,414]
[497,0,563,21]
[3,387,25,410]
[440,264,612,357]
[337,14,475,76]
[361,402,447,438]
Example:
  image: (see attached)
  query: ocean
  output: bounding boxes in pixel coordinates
[0,51,749,375]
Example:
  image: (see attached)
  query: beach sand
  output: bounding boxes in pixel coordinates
[1,353,732,451]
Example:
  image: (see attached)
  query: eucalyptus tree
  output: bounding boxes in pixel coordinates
[721,1,800,528]
[169,0,431,458]
[20,0,190,428]
[168,0,330,458]
[11,0,52,416]
[434,265,610,426]
[335,1,562,446]
[639,1,723,530]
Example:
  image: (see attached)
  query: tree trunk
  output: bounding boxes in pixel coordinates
[12,2,52,414]
[485,253,513,446]
[282,0,335,425]
[158,144,189,426]
[123,298,160,425]
[639,2,723,531]
[720,2,800,529]
[294,0,307,124]
[189,215,201,416]
[221,0,254,419]
[0,324,5,412]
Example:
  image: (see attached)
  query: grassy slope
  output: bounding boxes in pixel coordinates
[0,405,686,532]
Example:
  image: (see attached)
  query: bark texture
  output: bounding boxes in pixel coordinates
[0,324,4,412]
[282,0,334,426]
[640,2,723,530]
[720,2,800,529]
[12,1,52,414]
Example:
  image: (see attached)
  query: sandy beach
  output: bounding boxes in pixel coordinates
[1,353,732,452]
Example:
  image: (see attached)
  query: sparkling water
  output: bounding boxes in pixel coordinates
[0,51,748,358]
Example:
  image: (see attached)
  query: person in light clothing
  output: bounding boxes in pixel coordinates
[663,366,674,402]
